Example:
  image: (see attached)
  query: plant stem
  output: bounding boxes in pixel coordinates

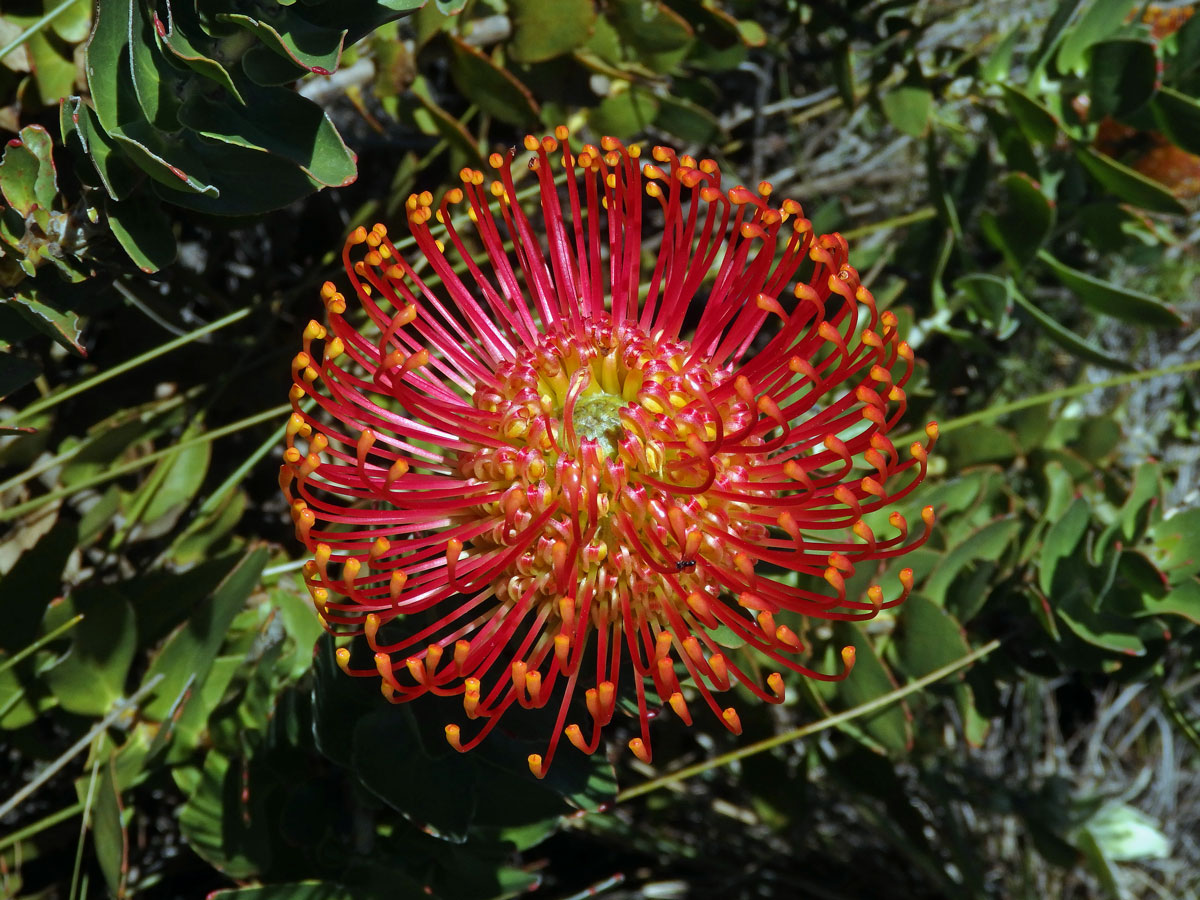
[0,801,85,852]
[0,674,163,821]
[0,614,84,677]
[0,0,77,59]
[895,358,1200,446]
[615,638,1001,803]
[1,308,251,428]
[0,405,290,524]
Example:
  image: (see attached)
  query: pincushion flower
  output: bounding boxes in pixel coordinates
[280,128,938,778]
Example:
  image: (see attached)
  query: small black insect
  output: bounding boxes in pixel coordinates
[675,559,697,571]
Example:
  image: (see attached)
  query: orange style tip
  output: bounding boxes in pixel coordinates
[444,724,464,751]
[841,646,857,670]
[925,421,939,440]
[334,647,352,672]
[554,124,569,140]
[527,754,545,778]
[867,585,884,609]
[348,226,367,245]
[721,708,743,734]
[921,505,936,525]
[364,613,380,641]
[767,672,785,699]
[565,724,588,753]
[629,737,652,764]
[899,567,915,589]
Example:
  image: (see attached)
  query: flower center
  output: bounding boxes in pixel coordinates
[570,392,627,458]
[458,316,766,624]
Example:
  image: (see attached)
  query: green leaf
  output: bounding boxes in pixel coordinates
[351,706,478,841]
[1057,603,1146,656]
[218,12,346,77]
[0,521,78,654]
[105,191,177,272]
[1037,250,1183,327]
[83,0,133,134]
[1082,803,1170,863]
[981,25,1023,83]
[2,293,85,356]
[141,548,268,720]
[1075,146,1187,214]
[150,139,336,215]
[1119,461,1162,541]
[43,587,137,716]
[955,274,1018,338]
[129,0,184,129]
[0,125,58,216]
[588,87,659,138]
[924,517,1023,606]
[91,757,129,899]
[446,35,539,126]
[156,5,244,102]
[509,0,595,63]
[980,172,1054,272]
[608,0,694,54]
[137,429,211,530]
[881,85,932,138]
[1148,508,1200,584]
[176,78,356,188]
[109,123,220,197]
[1001,84,1061,145]
[654,95,721,143]
[1170,11,1200,88]
[1039,497,1091,595]
[1137,579,1200,625]
[1150,86,1200,155]
[833,622,912,755]
[0,352,40,401]
[16,19,78,105]
[893,595,971,679]
[51,0,92,43]
[1088,39,1159,118]
[169,490,248,568]
[62,99,141,201]
[1008,285,1136,372]
[1056,0,1137,75]
[176,751,271,878]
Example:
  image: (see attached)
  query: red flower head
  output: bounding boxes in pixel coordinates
[281,128,938,778]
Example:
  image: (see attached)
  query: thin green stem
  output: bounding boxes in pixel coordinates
[0,391,193,496]
[68,756,100,900]
[0,404,290,524]
[0,614,84,678]
[0,801,85,852]
[0,674,163,820]
[0,0,77,59]
[614,638,1001,803]
[1,308,251,428]
[262,558,310,580]
[842,206,936,241]
[0,687,27,722]
[895,358,1200,446]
